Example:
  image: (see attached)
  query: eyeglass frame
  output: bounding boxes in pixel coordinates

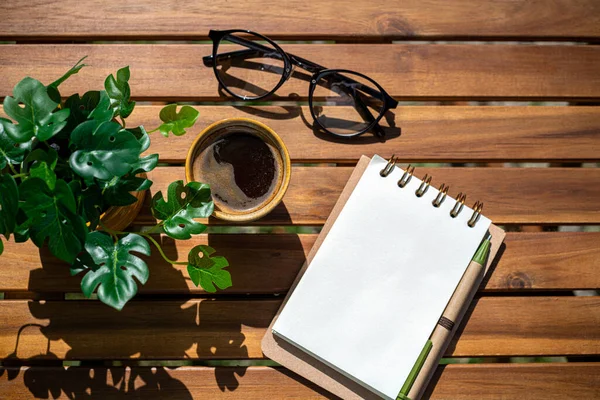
[202,29,399,138]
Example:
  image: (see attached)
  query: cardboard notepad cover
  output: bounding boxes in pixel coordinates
[262,155,506,400]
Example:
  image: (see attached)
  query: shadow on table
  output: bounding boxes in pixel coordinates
[1,364,195,399]
[3,203,307,398]
[235,104,401,144]
[215,75,402,144]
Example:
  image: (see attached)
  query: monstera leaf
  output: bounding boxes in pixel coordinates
[0,175,19,241]
[25,147,58,169]
[70,120,142,181]
[187,245,232,292]
[74,232,150,310]
[125,125,157,173]
[88,90,114,122]
[68,181,103,230]
[2,77,70,143]
[151,181,213,240]
[98,125,157,206]
[19,178,87,263]
[0,118,31,170]
[29,161,57,190]
[101,173,153,207]
[27,149,59,191]
[105,66,136,119]
[46,56,87,103]
[61,90,113,135]
[157,105,199,137]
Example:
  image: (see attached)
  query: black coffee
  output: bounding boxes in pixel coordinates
[194,131,282,213]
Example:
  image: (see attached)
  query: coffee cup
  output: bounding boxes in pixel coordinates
[185,118,291,222]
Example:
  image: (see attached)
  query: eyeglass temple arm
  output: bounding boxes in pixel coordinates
[203,34,285,66]
[352,91,386,138]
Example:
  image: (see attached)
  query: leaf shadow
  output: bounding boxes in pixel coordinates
[5,203,310,397]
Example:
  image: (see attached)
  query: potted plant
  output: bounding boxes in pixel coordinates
[0,58,231,310]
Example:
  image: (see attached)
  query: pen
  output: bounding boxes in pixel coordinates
[397,340,432,400]
[403,234,492,400]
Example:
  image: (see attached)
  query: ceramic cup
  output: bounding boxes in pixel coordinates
[185,118,291,222]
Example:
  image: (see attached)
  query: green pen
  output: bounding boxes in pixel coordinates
[396,340,432,400]
[397,234,492,400]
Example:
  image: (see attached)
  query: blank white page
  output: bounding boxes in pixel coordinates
[273,155,491,400]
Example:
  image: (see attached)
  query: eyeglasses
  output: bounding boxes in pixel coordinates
[203,29,398,139]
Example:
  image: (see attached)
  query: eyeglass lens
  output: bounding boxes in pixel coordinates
[215,33,285,100]
[311,71,385,136]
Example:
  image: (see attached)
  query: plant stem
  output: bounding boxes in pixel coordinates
[98,220,123,242]
[8,163,18,175]
[11,173,28,179]
[140,233,187,265]
[145,222,164,235]
[119,116,126,129]
[97,221,185,266]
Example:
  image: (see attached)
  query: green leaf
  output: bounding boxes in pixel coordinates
[124,126,157,173]
[88,90,114,122]
[187,245,231,292]
[0,118,31,170]
[24,147,58,170]
[0,238,3,256]
[69,120,142,181]
[151,181,214,240]
[49,56,88,90]
[69,181,103,230]
[105,66,136,119]
[19,178,87,263]
[74,232,150,310]
[14,209,30,243]
[131,154,158,174]
[61,90,109,134]
[128,126,151,153]
[2,77,70,143]
[101,174,153,207]
[157,105,199,137]
[0,174,19,240]
[46,56,88,103]
[29,161,57,190]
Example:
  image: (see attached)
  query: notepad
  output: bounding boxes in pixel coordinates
[272,155,491,400]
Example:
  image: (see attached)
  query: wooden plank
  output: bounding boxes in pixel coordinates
[138,106,600,163]
[133,166,600,225]
[1,44,600,101]
[1,232,599,294]
[4,105,600,163]
[0,297,598,360]
[1,0,599,41]
[1,364,599,399]
[483,232,600,291]
[426,363,600,400]
[0,234,313,294]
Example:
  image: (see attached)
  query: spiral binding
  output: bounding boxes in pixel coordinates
[379,156,483,227]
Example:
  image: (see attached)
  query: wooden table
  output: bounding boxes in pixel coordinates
[1,1,599,398]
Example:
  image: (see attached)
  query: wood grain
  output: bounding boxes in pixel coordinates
[132,166,600,225]
[1,232,598,294]
[135,106,600,163]
[1,364,599,399]
[1,44,600,101]
[0,297,598,360]
[1,0,599,41]
[426,363,600,400]
[4,105,600,163]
